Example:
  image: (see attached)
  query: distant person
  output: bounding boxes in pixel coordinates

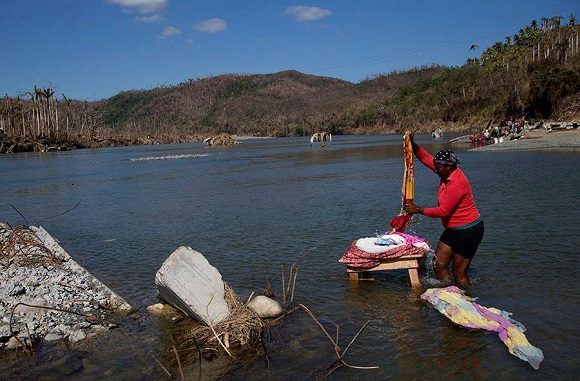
[403,135,483,288]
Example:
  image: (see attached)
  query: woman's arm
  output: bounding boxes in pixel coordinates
[412,142,435,171]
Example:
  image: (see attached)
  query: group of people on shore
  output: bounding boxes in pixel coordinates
[471,118,526,147]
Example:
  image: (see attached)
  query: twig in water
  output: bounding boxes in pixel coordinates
[189,335,203,380]
[152,355,172,377]
[290,268,299,303]
[172,345,185,381]
[36,200,81,224]
[299,304,341,357]
[299,304,379,375]
[281,265,286,305]
[205,295,233,357]
[10,204,29,226]
[284,247,315,304]
[260,329,271,369]
[341,320,371,358]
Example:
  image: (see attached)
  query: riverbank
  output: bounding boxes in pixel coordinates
[0,133,274,153]
[0,225,132,351]
[468,128,580,152]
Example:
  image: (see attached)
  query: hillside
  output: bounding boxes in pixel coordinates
[1,16,579,152]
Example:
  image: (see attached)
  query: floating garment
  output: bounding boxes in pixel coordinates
[421,286,544,370]
[390,131,415,232]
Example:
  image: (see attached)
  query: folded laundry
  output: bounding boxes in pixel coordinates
[340,231,431,270]
[421,286,544,370]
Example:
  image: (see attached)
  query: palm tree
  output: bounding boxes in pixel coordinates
[470,44,478,62]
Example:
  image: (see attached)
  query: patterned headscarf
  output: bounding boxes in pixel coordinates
[434,149,460,165]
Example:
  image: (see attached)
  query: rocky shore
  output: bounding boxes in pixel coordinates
[469,128,580,152]
[0,224,132,351]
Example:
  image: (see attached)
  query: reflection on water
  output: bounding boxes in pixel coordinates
[0,135,578,379]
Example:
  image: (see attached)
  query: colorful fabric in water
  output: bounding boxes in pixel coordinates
[390,131,415,232]
[421,286,544,370]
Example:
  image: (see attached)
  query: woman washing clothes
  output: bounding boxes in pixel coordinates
[403,134,483,288]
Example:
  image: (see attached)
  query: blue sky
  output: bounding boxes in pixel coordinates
[1,0,578,100]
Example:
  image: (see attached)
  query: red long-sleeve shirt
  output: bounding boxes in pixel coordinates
[415,145,480,229]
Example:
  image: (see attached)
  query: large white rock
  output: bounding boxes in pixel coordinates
[247,296,283,318]
[155,246,230,325]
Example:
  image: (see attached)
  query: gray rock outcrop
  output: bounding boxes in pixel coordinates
[0,224,132,350]
[155,246,230,325]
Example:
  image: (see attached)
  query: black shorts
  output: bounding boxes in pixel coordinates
[439,220,484,259]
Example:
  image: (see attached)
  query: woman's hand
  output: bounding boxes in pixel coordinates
[403,202,422,215]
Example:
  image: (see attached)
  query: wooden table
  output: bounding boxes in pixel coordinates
[346,252,426,286]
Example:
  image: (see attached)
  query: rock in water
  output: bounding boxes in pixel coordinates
[247,296,283,318]
[146,303,181,318]
[155,246,230,325]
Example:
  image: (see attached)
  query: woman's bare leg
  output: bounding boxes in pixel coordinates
[452,254,472,289]
[433,241,453,282]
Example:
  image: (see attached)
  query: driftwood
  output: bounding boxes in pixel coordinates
[449,135,473,144]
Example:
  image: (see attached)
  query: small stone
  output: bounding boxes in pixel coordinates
[247,296,284,318]
[8,285,26,297]
[68,330,86,343]
[6,336,24,349]
[147,303,181,318]
[44,333,63,341]
[107,323,118,329]
[104,370,113,376]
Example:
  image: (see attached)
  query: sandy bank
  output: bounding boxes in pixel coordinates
[468,129,580,152]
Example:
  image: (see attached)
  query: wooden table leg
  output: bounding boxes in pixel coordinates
[348,272,359,282]
[408,268,420,286]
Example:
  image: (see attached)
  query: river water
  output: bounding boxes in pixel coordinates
[0,134,578,380]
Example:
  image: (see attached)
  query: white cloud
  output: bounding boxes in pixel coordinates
[135,14,164,23]
[160,25,181,39]
[285,5,332,22]
[193,18,227,34]
[108,0,168,15]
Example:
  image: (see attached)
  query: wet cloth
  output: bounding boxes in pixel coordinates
[340,232,430,269]
[421,286,544,370]
[415,145,480,228]
[390,131,415,232]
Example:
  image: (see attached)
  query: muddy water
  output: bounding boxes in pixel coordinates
[0,134,578,380]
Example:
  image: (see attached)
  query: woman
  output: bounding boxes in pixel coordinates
[404,137,483,288]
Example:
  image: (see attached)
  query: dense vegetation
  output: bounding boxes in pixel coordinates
[1,16,578,152]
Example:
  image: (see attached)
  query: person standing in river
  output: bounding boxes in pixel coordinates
[403,135,483,288]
